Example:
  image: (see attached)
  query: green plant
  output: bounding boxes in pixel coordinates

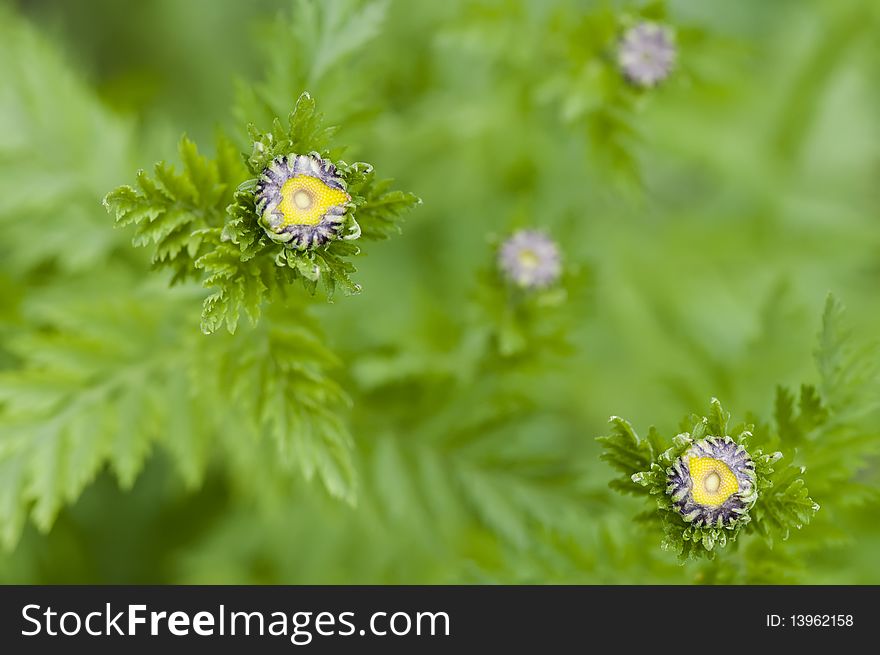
[1,0,878,586]
[599,297,880,581]
[0,0,419,549]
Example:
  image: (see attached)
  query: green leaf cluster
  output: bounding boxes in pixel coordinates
[105,92,419,334]
[600,398,815,561]
[2,0,879,586]
[600,295,879,574]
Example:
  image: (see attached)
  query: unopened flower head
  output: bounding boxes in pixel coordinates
[498,230,562,290]
[256,153,352,249]
[666,436,757,527]
[618,22,676,87]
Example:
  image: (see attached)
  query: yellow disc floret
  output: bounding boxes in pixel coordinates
[666,435,758,528]
[688,457,738,507]
[517,249,540,269]
[277,175,350,228]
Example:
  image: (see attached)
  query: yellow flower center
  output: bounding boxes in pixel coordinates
[517,249,540,269]
[689,457,738,507]
[277,175,349,227]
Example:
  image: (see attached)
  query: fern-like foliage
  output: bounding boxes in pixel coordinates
[0,3,418,548]
[330,235,596,557]
[105,92,419,334]
[196,307,357,504]
[0,277,359,549]
[0,5,133,274]
[236,0,390,128]
[599,295,880,574]
[0,280,196,548]
[354,381,596,550]
[600,398,816,561]
[770,297,880,543]
[103,135,246,285]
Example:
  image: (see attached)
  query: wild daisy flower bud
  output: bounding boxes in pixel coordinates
[666,436,757,528]
[255,153,353,249]
[618,22,676,87]
[498,230,562,290]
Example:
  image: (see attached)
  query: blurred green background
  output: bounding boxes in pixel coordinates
[0,0,879,583]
